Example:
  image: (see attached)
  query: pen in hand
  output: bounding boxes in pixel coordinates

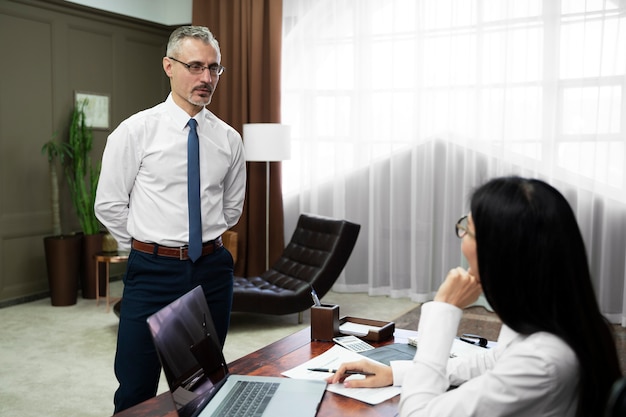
[308,367,376,376]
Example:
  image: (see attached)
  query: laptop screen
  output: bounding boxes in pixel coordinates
[147,286,229,412]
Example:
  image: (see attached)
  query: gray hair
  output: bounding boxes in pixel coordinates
[166,25,221,61]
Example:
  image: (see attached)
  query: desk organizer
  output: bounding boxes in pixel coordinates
[339,316,395,342]
[311,304,340,341]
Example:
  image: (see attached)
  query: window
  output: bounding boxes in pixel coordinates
[282,0,626,202]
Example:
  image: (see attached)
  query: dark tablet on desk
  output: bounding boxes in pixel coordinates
[358,343,416,365]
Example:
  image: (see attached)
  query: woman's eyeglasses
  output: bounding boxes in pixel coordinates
[455,215,475,239]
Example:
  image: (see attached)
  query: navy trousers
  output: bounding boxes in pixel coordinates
[112,245,234,413]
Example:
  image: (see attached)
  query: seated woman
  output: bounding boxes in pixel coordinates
[327,176,621,416]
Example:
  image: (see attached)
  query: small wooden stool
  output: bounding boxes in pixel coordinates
[94,251,129,312]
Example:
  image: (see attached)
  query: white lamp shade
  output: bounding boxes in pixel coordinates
[243,123,291,161]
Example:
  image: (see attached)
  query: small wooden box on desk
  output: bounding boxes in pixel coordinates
[339,316,395,341]
[310,303,395,342]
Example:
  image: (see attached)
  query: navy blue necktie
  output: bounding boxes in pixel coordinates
[187,119,202,262]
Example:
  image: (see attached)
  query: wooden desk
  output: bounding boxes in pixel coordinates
[113,326,418,417]
[94,251,129,312]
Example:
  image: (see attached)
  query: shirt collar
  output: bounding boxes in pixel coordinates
[165,93,209,130]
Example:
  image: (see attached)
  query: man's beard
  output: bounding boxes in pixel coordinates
[187,85,213,107]
[188,94,212,107]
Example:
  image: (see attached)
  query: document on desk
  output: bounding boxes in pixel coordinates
[281,345,401,405]
[339,322,382,336]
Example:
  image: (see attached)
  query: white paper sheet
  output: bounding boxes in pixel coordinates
[339,322,382,336]
[281,345,401,405]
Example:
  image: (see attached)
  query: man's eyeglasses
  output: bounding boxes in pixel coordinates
[168,56,225,76]
[455,215,475,239]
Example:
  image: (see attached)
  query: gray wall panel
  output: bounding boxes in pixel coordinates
[0,0,173,304]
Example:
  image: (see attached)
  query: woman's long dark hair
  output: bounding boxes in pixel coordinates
[470,177,620,416]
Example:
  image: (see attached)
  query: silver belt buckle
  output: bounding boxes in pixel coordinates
[179,246,187,260]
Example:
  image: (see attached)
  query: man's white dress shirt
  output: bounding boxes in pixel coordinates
[391,302,579,417]
[95,94,246,250]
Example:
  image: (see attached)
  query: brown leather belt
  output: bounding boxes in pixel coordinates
[131,237,223,260]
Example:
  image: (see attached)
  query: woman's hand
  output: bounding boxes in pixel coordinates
[434,267,482,309]
[325,359,393,388]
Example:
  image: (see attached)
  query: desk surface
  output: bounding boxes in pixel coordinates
[113,326,417,417]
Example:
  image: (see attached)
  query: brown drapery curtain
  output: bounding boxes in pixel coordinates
[192,0,284,278]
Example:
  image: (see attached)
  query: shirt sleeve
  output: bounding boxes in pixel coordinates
[446,324,516,386]
[398,303,579,417]
[398,301,461,416]
[390,342,499,388]
[221,129,246,228]
[94,123,140,249]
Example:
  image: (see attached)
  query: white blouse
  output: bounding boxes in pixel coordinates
[391,302,579,417]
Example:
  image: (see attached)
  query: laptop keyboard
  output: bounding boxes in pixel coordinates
[213,381,280,417]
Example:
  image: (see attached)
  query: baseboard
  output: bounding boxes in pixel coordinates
[0,291,51,309]
[0,275,124,309]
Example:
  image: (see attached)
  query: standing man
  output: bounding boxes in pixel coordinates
[95,25,246,413]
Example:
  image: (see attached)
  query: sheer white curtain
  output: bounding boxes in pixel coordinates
[281,0,626,325]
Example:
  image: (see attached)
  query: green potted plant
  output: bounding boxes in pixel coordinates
[41,135,82,306]
[65,100,103,299]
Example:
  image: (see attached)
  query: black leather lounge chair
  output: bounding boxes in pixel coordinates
[232,213,360,322]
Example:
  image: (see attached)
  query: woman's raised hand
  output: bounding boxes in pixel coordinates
[434,267,482,309]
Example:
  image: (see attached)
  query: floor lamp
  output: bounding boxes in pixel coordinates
[243,123,291,270]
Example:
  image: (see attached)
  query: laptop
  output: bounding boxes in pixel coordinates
[147,286,326,417]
